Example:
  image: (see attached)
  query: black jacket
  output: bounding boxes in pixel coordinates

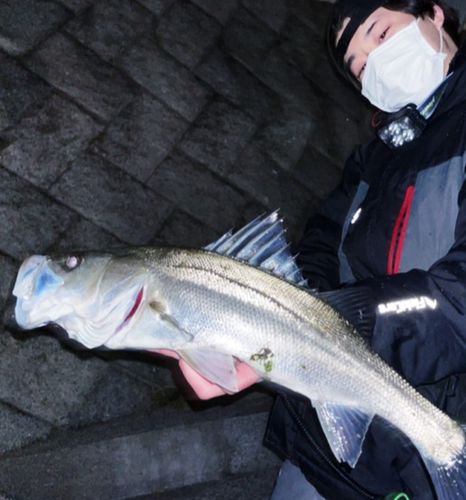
[264,43,466,499]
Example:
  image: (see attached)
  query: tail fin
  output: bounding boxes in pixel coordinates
[423,425,466,500]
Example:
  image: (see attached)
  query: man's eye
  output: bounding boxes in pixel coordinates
[380,28,389,42]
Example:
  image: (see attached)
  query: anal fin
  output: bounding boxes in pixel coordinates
[314,402,373,468]
[178,348,238,392]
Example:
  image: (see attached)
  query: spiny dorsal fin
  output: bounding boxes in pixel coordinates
[205,211,307,286]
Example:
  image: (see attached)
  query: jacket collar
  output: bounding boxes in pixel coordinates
[449,40,466,74]
[433,41,466,117]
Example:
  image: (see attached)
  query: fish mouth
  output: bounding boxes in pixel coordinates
[116,287,144,333]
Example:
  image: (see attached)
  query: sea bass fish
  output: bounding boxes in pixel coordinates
[11,212,466,499]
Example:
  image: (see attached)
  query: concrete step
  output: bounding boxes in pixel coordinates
[130,467,279,500]
[0,390,281,500]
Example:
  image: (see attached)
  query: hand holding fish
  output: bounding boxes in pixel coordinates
[154,349,261,400]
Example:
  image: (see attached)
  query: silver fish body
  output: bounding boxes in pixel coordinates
[12,214,466,499]
[114,248,466,464]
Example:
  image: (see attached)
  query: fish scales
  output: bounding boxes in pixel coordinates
[141,248,463,464]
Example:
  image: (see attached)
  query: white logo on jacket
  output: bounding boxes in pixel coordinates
[378,296,438,315]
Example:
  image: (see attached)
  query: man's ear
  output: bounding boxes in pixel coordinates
[432,4,445,30]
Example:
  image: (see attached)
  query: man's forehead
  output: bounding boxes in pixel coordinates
[333,0,388,68]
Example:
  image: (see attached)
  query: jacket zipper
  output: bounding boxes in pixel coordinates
[280,394,380,499]
[387,186,415,275]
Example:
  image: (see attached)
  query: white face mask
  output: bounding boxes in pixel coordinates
[361,20,446,113]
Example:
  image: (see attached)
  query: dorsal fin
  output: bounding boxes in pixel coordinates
[205,211,307,286]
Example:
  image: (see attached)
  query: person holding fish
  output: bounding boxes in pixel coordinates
[167,0,466,498]
[10,0,466,499]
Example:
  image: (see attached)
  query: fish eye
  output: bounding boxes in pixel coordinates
[63,254,82,271]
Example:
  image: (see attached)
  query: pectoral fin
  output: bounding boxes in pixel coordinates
[178,348,238,392]
[314,402,373,468]
[149,301,194,342]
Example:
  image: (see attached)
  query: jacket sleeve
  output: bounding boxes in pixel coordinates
[353,179,466,386]
[296,146,367,292]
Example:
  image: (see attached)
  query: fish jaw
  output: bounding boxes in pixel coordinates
[13,255,49,300]
[13,255,69,329]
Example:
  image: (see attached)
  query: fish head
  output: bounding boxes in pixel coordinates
[12,251,153,349]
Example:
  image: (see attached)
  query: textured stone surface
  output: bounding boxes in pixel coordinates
[308,101,370,167]
[136,0,176,17]
[47,217,122,254]
[147,151,250,233]
[0,0,68,56]
[94,93,190,182]
[0,403,52,454]
[65,366,171,427]
[253,98,311,171]
[290,0,331,34]
[229,145,317,240]
[195,47,279,121]
[179,99,257,176]
[0,53,52,132]
[0,169,77,260]
[156,1,221,69]
[103,352,177,390]
[0,94,102,189]
[0,254,16,318]
[277,15,372,121]
[293,144,342,201]
[243,0,288,32]
[65,0,154,62]
[150,209,220,248]
[26,34,136,121]
[278,14,323,74]
[190,0,238,25]
[55,0,96,12]
[0,333,107,426]
[0,407,278,499]
[222,8,277,73]
[141,468,279,500]
[118,38,212,121]
[0,2,375,498]
[49,152,173,245]
[258,48,320,112]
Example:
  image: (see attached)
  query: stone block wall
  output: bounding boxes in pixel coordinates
[0,1,376,497]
